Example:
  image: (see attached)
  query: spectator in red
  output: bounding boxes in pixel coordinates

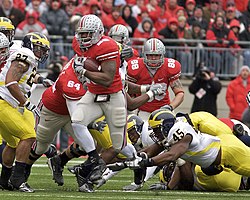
[131,0,145,18]
[149,3,170,34]
[15,10,48,37]
[222,0,248,14]
[121,5,138,37]
[225,6,243,30]
[146,0,158,13]
[187,5,209,32]
[176,6,188,19]
[104,6,128,31]
[206,15,235,74]
[223,0,243,18]
[226,65,250,120]
[0,0,24,27]
[203,0,221,26]
[25,0,48,16]
[185,0,196,18]
[101,0,113,15]
[133,17,157,49]
[228,19,241,49]
[13,0,26,12]
[165,0,184,18]
[136,6,149,23]
[158,17,178,58]
[73,0,91,16]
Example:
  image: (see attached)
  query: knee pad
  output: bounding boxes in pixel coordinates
[71,109,85,124]
[111,132,125,151]
[70,143,87,158]
[111,107,126,127]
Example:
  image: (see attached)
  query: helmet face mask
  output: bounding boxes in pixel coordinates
[108,24,130,45]
[148,109,176,145]
[0,17,15,43]
[0,32,9,64]
[127,115,144,145]
[143,38,165,70]
[76,14,104,49]
[22,32,50,64]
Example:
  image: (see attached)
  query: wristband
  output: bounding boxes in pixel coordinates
[141,85,148,94]
[37,76,44,84]
[146,90,154,101]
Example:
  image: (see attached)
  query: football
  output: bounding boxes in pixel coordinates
[84,57,101,72]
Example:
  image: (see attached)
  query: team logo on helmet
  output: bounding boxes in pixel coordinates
[0,17,15,42]
[143,38,165,70]
[22,32,50,63]
[76,14,104,49]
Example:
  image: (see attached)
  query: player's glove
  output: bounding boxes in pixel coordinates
[160,104,173,111]
[149,183,168,190]
[146,83,166,101]
[39,77,54,87]
[121,46,133,60]
[24,100,40,117]
[92,120,107,132]
[246,91,250,106]
[73,56,87,76]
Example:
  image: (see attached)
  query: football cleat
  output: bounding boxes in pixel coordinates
[88,158,107,182]
[47,155,64,186]
[44,144,58,159]
[0,182,13,191]
[123,182,143,191]
[149,183,168,190]
[79,182,94,193]
[67,164,81,175]
[18,182,34,193]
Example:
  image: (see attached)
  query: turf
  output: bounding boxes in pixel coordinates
[1,157,250,200]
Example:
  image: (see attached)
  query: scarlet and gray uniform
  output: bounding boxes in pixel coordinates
[34,58,87,155]
[71,35,127,150]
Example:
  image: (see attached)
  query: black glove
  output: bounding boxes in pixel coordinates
[228,39,235,46]
[138,158,155,168]
[217,38,223,44]
[121,46,133,60]
[62,30,67,40]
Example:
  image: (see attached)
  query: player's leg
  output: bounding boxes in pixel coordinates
[195,165,241,192]
[219,134,250,177]
[71,92,105,192]
[0,104,36,192]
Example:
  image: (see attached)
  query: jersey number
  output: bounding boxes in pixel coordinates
[173,129,185,142]
[67,80,80,90]
[26,67,36,87]
[168,59,175,68]
[16,53,28,62]
[131,60,139,70]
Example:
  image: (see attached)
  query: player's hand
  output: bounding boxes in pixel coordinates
[149,183,168,190]
[121,46,133,60]
[24,100,40,117]
[149,83,166,97]
[42,78,54,87]
[246,91,250,106]
[73,56,87,76]
[92,120,107,132]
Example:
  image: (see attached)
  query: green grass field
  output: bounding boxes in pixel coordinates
[1,157,250,200]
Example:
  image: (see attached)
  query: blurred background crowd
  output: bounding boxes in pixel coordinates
[2,0,250,77]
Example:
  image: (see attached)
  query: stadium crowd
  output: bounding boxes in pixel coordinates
[1,0,250,196]
[1,0,250,75]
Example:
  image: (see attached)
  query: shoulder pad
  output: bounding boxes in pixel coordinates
[10,47,37,67]
[165,58,181,80]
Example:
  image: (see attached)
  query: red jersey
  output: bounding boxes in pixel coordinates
[42,58,86,115]
[72,35,123,94]
[0,61,6,72]
[127,57,181,112]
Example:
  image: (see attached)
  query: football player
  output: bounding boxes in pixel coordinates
[0,32,51,192]
[127,38,184,121]
[125,109,250,190]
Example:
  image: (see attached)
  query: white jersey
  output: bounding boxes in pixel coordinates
[119,60,127,88]
[0,47,38,108]
[167,121,221,168]
[10,40,22,54]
